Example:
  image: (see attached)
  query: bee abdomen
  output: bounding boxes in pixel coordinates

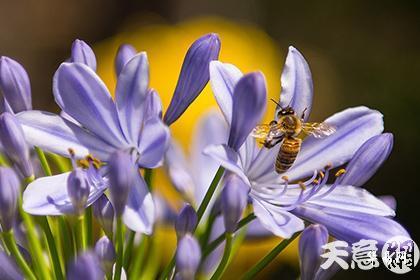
[275,138,302,173]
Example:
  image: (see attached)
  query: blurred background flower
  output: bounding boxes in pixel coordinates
[1,1,418,279]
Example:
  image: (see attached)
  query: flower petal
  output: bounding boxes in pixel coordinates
[228,72,267,151]
[23,172,106,215]
[164,140,196,200]
[115,53,149,145]
[203,144,249,185]
[278,46,313,121]
[273,106,384,182]
[191,110,228,203]
[339,133,393,187]
[292,204,410,247]
[144,89,163,120]
[209,61,243,124]
[70,39,97,71]
[137,116,170,168]
[307,185,395,217]
[252,197,304,238]
[122,174,155,234]
[16,110,115,159]
[163,34,221,125]
[53,62,127,147]
[115,44,137,76]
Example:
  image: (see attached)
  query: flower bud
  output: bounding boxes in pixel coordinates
[115,44,137,76]
[0,167,20,231]
[176,234,201,280]
[164,33,221,126]
[67,251,104,280]
[67,168,90,215]
[94,236,116,275]
[0,56,32,113]
[0,251,23,279]
[220,173,249,232]
[175,204,197,238]
[0,112,34,178]
[70,39,97,71]
[108,151,137,216]
[299,224,329,280]
[93,194,114,238]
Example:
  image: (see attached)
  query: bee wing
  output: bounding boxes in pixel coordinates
[251,124,271,139]
[302,122,336,138]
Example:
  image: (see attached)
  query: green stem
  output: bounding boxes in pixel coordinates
[2,231,36,280]
[196,167,224,222]
[35,147,52,176]
[241,231,301,280]
[37,217,64,280]
[114,217,124,280]
[160,167,225,280]
[210,233,233,280]
[47,153,71,173]
[19,202,52,280]
[144,168,153,190]
[58,216,74,263]
[199,213,216,248]
[85,207,93,247]
[130,235,150,279]
[202,213,256,259]
[123,231,136,270]
[74,216,86,251]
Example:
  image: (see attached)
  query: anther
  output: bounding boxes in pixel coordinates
[335,168,346,177]
[77,159,89,169]
[281,175,289,182]
[318,171,325,179]
[298,181,306,190]
[325,163,333,169]
[313,179,319,185]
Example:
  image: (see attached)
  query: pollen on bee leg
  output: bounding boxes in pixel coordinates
[335,168,346,177]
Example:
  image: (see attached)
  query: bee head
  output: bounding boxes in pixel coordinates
[277,106,295,117]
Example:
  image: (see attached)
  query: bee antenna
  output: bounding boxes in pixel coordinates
[270,98,282,109]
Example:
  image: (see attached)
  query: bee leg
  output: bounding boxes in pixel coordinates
[301,107,308,120]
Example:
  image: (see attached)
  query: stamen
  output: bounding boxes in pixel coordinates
[68,148,77,169]
[298,181,306,190]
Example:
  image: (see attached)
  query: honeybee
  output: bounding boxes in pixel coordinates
[251,100,336,174]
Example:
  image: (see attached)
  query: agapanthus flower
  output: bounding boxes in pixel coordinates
[0,56,32,114]
[16,40,169,234]
[204,46,409,244]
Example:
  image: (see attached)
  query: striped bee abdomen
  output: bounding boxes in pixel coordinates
[275,137,302,173]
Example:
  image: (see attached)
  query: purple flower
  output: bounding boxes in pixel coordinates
[70,39,97,71]
[67,168,91,215]
[108,150,137,216]
[0,167,20,231]
[17,45,170,234]
[115,44,137,76]
[175,204,198,238]
[164,33,221,126]
[204,47,409,244]
[94,236,116,275]
[92,194,114,238]
[67,251,104,280]
[0,112,34,178]
[0,251,23,280]
[220,173,249,232]
[165,110,228,206]
[299,224,328,280]
[176,234,201,280]
[0,56,32,113]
